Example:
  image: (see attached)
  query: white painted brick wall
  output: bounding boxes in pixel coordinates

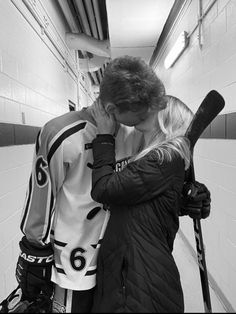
[0,145,33,299]
[154,0,236,309]
[0,0,80,127]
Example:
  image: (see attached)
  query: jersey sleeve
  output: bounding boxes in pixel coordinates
[20,124,68,246]
[91,135,183,206]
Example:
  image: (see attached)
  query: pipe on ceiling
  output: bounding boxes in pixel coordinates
[83,0,104,83]
[79,55,109,72]
[92,0,104,40]
[65,33,111,58]
[74,0,108,81]
[92,0,106,78]
[73,0,91,35]
[58,0,80,32]
[59,0,110,83]
[73,0,107,82]
[84,0,98,38]
[58,0,100,85]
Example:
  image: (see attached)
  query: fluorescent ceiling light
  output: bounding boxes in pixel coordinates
[164,31,189,69]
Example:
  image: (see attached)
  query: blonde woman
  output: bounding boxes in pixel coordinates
[90,96,194,313]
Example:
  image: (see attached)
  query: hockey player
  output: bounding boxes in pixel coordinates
[0,56,210,313]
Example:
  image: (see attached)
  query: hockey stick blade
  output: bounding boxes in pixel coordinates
[186,90,225,151]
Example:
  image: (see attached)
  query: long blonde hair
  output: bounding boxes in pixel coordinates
[132,95,194,170]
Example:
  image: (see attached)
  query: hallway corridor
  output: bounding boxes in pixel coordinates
[174,231,227,313]
[0,0,236,311]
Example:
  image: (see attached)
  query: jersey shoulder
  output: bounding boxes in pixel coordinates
[43,111,86,138]
[39,109,97,145]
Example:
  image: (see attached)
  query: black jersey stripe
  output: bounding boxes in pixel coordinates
[91,238,103,249]
[85,268,97,276]
[42,190,55,243]
[20,175,33,233]
[35,130,41,154]
[56,267,66,274]
[54,239,67,247]
[64,288,68,306]
[47,122,86,164]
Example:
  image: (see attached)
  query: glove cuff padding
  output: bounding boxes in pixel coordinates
[92,134,116,169]
[19,236,53,265]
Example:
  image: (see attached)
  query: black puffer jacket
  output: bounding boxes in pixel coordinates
[91,135,185,313]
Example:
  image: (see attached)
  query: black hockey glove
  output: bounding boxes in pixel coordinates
[0,285,52,313]
[180,181,211,219]
[15,236,54,300]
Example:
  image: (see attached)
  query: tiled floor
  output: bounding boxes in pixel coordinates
[173,232,226,313]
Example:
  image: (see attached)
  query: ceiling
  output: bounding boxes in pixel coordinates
[106,0,175,63]
[58,0,175,84]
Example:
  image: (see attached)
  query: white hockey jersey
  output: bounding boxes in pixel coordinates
[20,109,142,290]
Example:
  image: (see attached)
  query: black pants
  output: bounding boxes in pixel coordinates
[52,284,95,313]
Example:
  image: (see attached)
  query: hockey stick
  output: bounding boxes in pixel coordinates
[185,90,225,313]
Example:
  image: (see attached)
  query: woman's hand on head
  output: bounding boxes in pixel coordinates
[91,99,116,135]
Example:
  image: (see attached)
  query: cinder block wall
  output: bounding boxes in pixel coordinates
[152,0,236,310]
[0,0,92,299]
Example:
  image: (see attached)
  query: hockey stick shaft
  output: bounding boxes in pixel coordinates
[189,163,212,313]
[194,219,212,312]
[185,90,225,313]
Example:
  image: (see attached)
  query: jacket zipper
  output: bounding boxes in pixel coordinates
[121,259,127,303]
[122,283,126,298]
[121,276,126,310]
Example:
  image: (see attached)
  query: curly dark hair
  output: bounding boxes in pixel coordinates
[99,55,167,113]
